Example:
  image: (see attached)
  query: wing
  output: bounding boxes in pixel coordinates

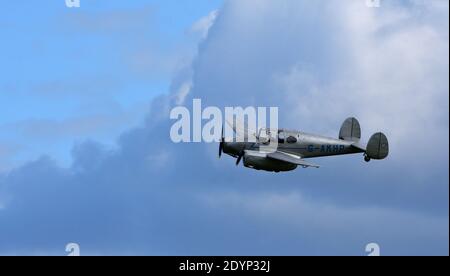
[267,151,320,168]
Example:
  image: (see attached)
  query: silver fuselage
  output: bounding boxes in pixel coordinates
[223,130,363,160]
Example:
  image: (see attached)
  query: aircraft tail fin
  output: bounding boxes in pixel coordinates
[366,132,389,160]
[339,117,361,142]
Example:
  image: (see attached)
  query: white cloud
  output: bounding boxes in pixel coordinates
[267,0,449,164]
[190,10,219,38]
[188,0,448,167]
[174,81,192,105]
[187,0,448,208]
[207,0,449,165]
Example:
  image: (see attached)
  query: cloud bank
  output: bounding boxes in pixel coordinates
[0,0,448,255]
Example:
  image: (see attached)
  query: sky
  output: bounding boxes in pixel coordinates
[0,0,221,170]
[0,0,448,256]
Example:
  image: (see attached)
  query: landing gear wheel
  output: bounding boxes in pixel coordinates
[364,155,371,162]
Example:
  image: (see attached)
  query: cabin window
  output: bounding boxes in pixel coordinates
[286,136,297,144]
[278,131,286,144]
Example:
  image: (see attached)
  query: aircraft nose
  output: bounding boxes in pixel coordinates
[223,142,242,157]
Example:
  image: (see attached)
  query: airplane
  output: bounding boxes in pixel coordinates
[218,117,389,172]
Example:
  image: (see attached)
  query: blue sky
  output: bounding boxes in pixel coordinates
[0,0,221,169]
[0,0,448,256]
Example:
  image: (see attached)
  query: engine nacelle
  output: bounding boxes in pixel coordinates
[243,151,297,172]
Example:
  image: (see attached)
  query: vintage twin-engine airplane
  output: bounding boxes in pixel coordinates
[218,117,389,172]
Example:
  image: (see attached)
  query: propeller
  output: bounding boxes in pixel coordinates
[225,119,257,142]
[236,152,243,166]
[219,126,224,158]
[220,120,252,165]
[235,142,247,166]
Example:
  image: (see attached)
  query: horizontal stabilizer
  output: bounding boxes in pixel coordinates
[366,132,389,160]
